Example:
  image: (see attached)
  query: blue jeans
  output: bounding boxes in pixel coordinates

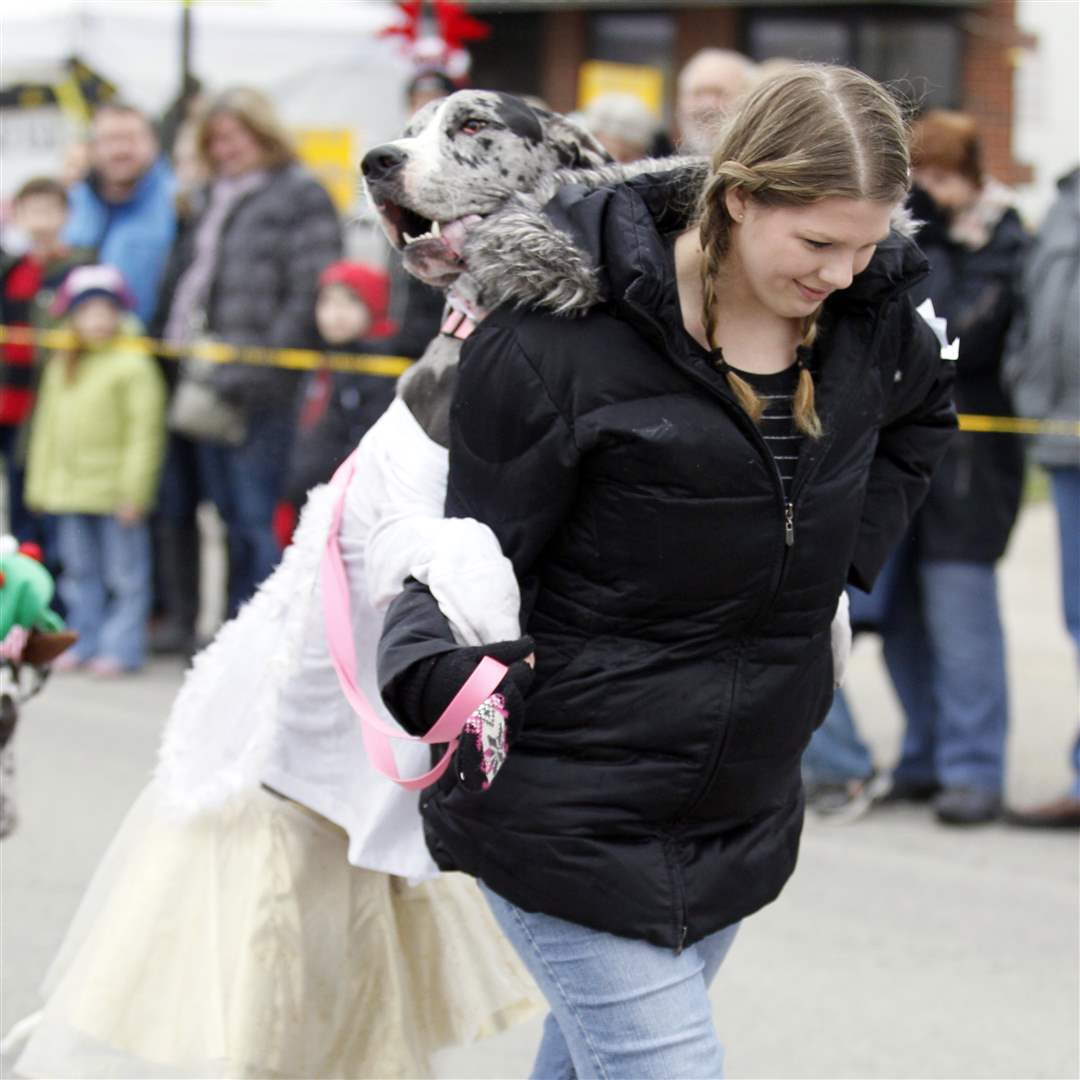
[481,883,739,1079]
[197,412,293,618]
[882,557,1009,793]
[1048,467,1080,796]
[56,514,152,669]
[803,688,874,785]
[1049,467,1080,656]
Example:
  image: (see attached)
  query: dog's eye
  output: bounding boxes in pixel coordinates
[460,117,489,136]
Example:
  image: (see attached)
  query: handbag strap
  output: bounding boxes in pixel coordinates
[320,450,508,790]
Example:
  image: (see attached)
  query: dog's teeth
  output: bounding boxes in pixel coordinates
[403,231,416,244]
[432,220,442,237]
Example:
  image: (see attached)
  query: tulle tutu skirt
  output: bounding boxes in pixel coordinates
[13,783,538,1079]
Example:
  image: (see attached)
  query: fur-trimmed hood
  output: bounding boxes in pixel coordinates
[459,157,927,319]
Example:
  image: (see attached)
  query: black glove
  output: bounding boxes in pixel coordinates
[389,636,535,792]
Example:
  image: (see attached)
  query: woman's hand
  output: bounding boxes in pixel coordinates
[390,635,536,791]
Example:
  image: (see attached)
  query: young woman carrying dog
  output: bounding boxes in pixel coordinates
[379,64,957,1077]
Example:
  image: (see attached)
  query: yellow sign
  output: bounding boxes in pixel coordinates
[294,128,357,212]
[577,60,664,117]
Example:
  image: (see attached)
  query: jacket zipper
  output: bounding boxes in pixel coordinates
[663,836,689,954]
[749,300,894,630]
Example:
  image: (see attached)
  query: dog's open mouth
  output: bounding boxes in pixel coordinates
[374,199,481,286]
[378,200,440,248]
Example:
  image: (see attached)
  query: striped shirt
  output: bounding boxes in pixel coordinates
[734,364,803,499]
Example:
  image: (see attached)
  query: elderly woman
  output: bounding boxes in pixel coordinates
[156,87,342,618]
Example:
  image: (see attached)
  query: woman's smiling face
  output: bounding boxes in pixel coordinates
[725,192,896,318]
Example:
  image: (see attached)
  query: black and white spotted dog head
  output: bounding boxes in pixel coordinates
[361,90,610,288]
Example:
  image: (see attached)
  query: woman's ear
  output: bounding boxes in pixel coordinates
[724,187,747,224]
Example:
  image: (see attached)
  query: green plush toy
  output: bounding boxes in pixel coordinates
[0,536,66,643]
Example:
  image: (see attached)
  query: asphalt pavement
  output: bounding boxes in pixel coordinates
[1,500,1076,1079]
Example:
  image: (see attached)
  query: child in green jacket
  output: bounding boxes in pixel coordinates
[25,266,166,675]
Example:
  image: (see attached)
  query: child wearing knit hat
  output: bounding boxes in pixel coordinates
[24,265,166,676]
[284,261,400,513]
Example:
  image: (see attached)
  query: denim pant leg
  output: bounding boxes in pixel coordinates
[918,560,1009,793]
[214,415,292,616]
[96,518,152,669]
[802,688,874,785]
[1048,467,1080,656]
[481,882,738,1080]
[196,440,243,616]
[881,557,939,786]
[1047,467,1080,795]
[56,515,106,661]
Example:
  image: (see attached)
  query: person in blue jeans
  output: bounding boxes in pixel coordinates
[377,70,955,1077]
[152,87,342,618]
[24,266,166,675]
[877,113,1027,825]
[482,883,741,1079]
[1004,166,1080,829]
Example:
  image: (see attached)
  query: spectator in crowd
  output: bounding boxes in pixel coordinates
[1004,166,1080,829]
[879,111,1027,825]
[676,47,757,154]
[1,178,89,546]
[284,261,399,512]
[155,86,342,620]
[24,266,166,676]
[63,103,177,325]
[581,92,657,165]
[406,68,457,116]
[144,121,211,658]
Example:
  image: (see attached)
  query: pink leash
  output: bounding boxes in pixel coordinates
[320,450,507,790]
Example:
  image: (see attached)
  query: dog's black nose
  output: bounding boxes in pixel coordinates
[362,145,407,182]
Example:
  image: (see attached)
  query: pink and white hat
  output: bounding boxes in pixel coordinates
[52,265,135,317]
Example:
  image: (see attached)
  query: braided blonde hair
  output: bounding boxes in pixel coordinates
[697,64,910,438]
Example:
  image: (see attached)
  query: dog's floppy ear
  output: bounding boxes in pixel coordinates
[537,109,614,170]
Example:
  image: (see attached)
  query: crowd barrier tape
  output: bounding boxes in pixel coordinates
[0,325,412,379]
[2,324,1078,439]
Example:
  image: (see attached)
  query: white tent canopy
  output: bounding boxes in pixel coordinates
[1,0,414,200]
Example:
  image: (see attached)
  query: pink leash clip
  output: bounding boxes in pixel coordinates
[320,451,508,790]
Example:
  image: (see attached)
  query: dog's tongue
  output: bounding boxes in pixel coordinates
[440,215,482,257]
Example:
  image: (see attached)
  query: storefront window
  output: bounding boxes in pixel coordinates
[744,6,964,109]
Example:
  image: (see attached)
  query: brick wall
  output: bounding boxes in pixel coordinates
[960,0,1035,184]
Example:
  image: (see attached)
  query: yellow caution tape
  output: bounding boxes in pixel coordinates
[957,414,1080,438]
[2,325,1078,437]
[0,326,412,379]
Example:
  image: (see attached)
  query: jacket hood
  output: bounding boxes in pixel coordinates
[461,158,928,320]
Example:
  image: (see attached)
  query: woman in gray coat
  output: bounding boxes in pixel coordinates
[158,87,342,615]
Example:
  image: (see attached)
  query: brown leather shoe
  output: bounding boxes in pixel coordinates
[1005,794,1080,829]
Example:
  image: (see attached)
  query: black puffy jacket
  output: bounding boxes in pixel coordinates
[907,186,1027,562]
[379,171,956,949]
